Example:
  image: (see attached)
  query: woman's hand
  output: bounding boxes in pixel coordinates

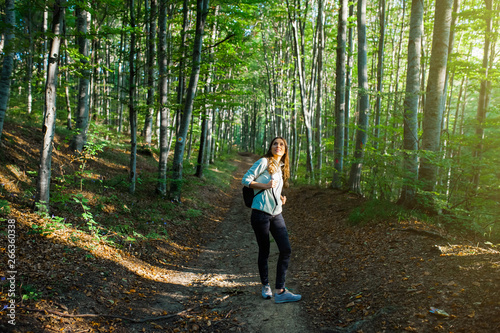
[281,195,287,205]
[266,179,278,189]
[250,180,277,190]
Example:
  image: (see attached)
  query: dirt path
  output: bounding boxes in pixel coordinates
[159,153,312,332]
[3,153,312,333]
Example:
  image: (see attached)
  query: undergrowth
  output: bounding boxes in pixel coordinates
[0,119,238,251]
[348,198,430,226]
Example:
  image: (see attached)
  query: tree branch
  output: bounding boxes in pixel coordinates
[203,34,235,52]
[19,306,193,323]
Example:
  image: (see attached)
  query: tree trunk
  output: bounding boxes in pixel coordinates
[156,0,171,195]
[472,0,493,189]
[196,7,218,178]
[129,0,138,194]
[0,0,15,140]
[27,8,34,115]
[196,105,208,178]
[344,3,354,161]
[315,0,325,179]
[169,0,209,201]
[70,5,91,152]
[35,0,64,212]
[440,0,461,119]
[399,0,424,206]
[175,0,189,136]
[117,22,126,133]
[287,6,315,179]
[143,0,157,146]
[418,0,454,195]
[373,0,386,149]
[64,47,72,130]
[347,0,370,194]
[332,0,348,189]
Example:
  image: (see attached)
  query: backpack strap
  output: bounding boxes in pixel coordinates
[254,189,265,198]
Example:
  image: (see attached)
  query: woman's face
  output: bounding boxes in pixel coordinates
[271,138,286,160]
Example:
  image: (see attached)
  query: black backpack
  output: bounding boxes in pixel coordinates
[242,187,265,208]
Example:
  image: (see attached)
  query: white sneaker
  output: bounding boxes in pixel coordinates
[274,289,301,303]
[261,284,272,299]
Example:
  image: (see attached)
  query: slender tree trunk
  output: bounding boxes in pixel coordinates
[399,0,424,206]
[62,18,72,130]
[64,47,72,130]
[332,0,348,189]
[129,0,138,194]
[36,0,64,212]
[169,0,209,201]
[27,8,34,115]
[286,2,314,179]
[0,0,15,140]
[196,6,218,178]
[117,20,126,133]
[441,0,461,118]
[471,0,492,189]
[43,9,49,75]
[315,0,325,179]
[196,104,209,178]
[344,3,354,161]
[419,0,454,194]
[157,0,171,195]
[175,0,189,136]
[373,0,386,149]
[347,0,370,194]
[103,46,107,122]
[143,0,157,146]
[70,5,91,152]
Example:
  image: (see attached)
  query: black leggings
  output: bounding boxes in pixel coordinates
[251,209,292,290]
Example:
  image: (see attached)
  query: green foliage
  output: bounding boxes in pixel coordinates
[31,202,72,236]
[0,199,11,215]
[73,194,100,239]
[185,208,202,220]
[348,199,428,226]
[27,224,54,237]
[71,127,108,191]
[21,285,42,302]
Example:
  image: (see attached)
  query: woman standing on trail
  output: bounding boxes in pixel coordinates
[241,137,301,304]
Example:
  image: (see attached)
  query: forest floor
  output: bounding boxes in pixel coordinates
[0,123,499,332]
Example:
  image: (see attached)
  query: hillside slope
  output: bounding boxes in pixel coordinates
[0,122,499,332]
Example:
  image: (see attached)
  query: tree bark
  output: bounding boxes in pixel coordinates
[332,0,348,189]
[156,0,171,195]
[286,2,315,179]
[399,0,424,206]
[347,0,370,194]
[419,0,454,194]
[344,3,354,161]
[129,0,138,194]
[196,6,218,178]
[175,0,189,136]
[143,0,157,146]
[472,0,493,189]
[35,0,64,212]
[0,0,15,141]
[373,0,386,149]
[169,0,209,201]
[70,5,91,152]
[315,0,325,179]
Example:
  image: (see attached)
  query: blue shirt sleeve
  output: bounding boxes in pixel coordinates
[242,158,268,187]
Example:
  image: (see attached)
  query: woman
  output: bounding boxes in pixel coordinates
[241,137,301,303]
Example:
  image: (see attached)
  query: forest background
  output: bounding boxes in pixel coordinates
[0,0,499,242]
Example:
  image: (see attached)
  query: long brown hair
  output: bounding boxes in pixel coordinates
[263,137,290,188]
